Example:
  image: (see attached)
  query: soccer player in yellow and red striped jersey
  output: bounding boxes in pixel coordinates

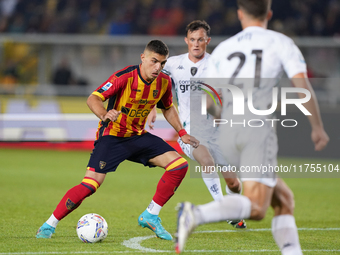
[91,61,173,138]
[36,40,199,241]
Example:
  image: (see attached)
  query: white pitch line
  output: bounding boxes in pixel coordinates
[0,252,137,255]
[2,249,340,255]
[1,228,339,255]
[196,227,340,233]
[121,235,169,253]
[122,227,340,253]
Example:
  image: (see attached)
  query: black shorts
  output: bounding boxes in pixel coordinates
[87,132,176,173]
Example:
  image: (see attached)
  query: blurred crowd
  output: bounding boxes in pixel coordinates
[0,0,340,36]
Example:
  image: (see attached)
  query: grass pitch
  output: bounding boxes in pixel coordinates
[0,148,339,254]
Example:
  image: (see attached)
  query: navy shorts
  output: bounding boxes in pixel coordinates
[87,132,176,173]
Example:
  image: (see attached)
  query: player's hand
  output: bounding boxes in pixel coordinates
[147,107,157,130]
[102,109,121,123]
[311,127,329,151]
[181,134,200,148]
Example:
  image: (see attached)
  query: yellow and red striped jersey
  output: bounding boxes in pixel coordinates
[92,65,173,138]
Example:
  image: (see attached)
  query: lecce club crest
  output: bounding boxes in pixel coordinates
[153,90,159,98]
[99,161,106,169]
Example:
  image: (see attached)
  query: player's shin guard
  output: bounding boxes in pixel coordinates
[272,215,302,255]
[152,157,188,206]
[53,177,100,220]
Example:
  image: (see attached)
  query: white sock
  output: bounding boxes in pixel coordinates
[46,214,59,228]
[195,194,251,225]
[146,200,162,215]
[202,171,223,201]
[225,178,242,195]
[271,215,302,255]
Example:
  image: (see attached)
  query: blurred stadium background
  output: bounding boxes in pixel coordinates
[0,0,339,158]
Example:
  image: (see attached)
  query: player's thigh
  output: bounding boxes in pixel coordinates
[218,126,240,167]
[149,150,183,168]
[208,139,229,166]
[240,125,277,167]
[87,135,132,174]
[243,180,274,220]
[239,125,278,186]
[271,178,295,216]
[127,132,177,168]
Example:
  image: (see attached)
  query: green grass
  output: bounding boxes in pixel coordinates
[0,148,339,254]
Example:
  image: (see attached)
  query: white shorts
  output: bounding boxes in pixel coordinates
[218,122,278,188]
[178,136,229,166]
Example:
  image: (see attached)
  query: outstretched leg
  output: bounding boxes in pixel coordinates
[36,170,105,238]
[175,181,274,253]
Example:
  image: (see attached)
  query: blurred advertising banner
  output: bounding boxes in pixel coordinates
[0,97,176,142]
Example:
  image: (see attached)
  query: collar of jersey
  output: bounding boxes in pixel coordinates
[186,52,208,66]
[137,64,152,86]
[243,26,266,32]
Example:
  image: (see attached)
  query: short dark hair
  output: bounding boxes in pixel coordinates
[186,20,210,36]
[145,40,169,57]
[237,0,271,20]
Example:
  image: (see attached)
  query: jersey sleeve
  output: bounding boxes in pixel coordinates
[278,38,307,78]
[92,74,124,101]
[206,52,222,78]
[162,58,173,76]
[157,78,173,109]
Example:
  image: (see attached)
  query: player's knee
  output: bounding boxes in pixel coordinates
[226,178,240,190]
[250,203,267,220]
[178,159,188,178]
[165,157,188,179]
[81,177,101,196]
[272,185,295,215]
[198,156,214,168]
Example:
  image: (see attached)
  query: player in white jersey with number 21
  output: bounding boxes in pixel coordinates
[148,20,245,228]
[175,1,329,254]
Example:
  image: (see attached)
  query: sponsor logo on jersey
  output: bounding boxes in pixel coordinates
[128,109,150,118]
[102,82,112,91]
[177,65,184,70]
[130,99,156,105]
[191,67,198,76]
[179,80,203,93]
[121,106,130,115]
[121,106,150,118]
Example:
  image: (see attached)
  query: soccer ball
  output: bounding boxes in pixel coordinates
[76,213,108,243]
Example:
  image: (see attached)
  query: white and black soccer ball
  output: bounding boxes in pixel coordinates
[76,213,108,243]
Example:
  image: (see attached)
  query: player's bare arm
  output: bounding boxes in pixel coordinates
[147,107,157,130]
[87,94,121,122]
[206,93,222,119]
[291,73,329,151]
[161,106,199,148]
